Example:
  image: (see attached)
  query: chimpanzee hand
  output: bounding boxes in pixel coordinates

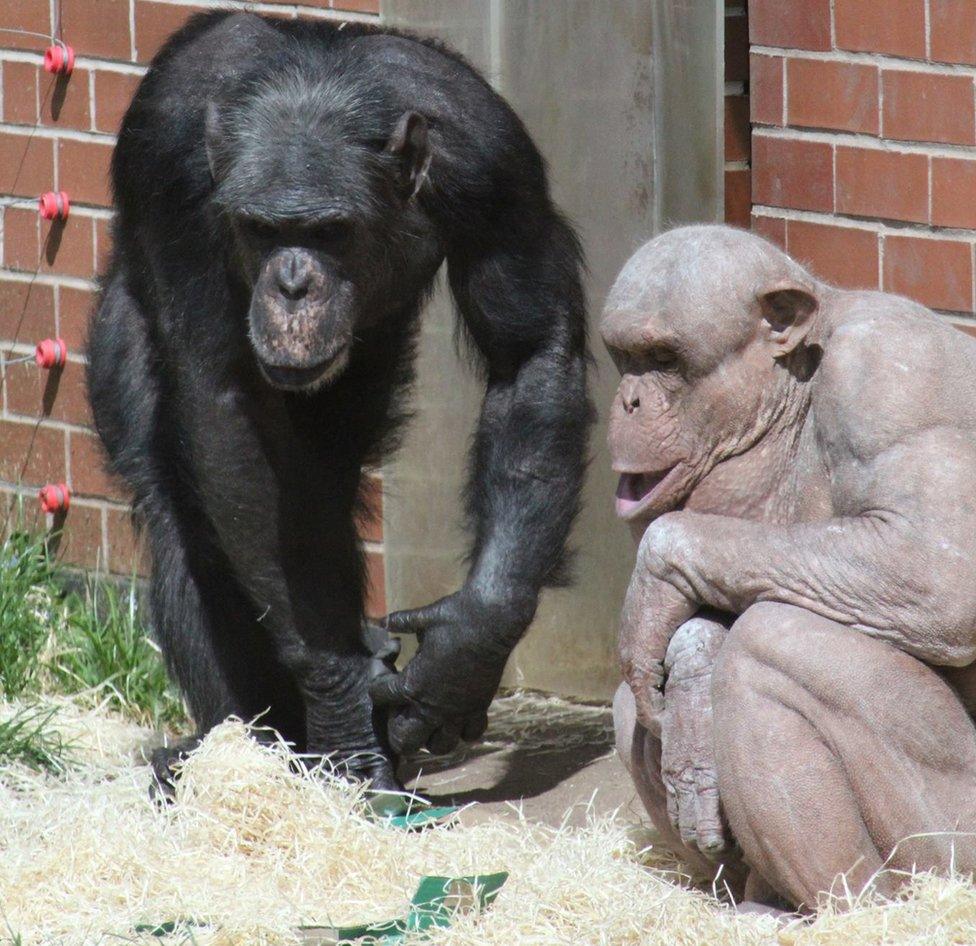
[369,589,529,755]
[619,518,699,735]
[659,618,728,859]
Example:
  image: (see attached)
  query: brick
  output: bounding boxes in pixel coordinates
[3,61,39,126]
[0,0,51,51]
[835,146,929,224]
[725,95,750,163]
[883,236,973,312]
[724,168,751,227]
[0,132,55,199]
[364,550,386,618]
[932,157,976,229]
[59,0,131,62]
[725,13,749,84]
[56,502,105,571]
[40,215,96,280]
[750,0,831,51]
[94,70,142,134]
[0,419,65,487]
[750,54,784,126]
[751,212,787,249]
[2,207,40,273]
[6,359,92,426]
[954,320,976,339]
[787,220,880,290]
[134,2,206,64]
[882,70,976,145]
[788,59,879,135]
[931,0,976,65]
[835,0,926,59]
[69,430,121,500]
[106,508,149,576]
[58,286,96,351]
[42,68,92,131]
[332,0,381,12]
[0,278,55,346]
[94,217,113,274]
[752,134,833,213]
[58,138,114,207]
[356,474,383,544]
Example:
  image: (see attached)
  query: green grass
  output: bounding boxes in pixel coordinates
[0,530,60,698]
[0,522,185,732]
[51,576,185,727]
[0,704,68,773]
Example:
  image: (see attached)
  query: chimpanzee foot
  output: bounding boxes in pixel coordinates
[149,734,204,803]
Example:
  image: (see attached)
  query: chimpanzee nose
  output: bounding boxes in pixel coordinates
[276,251,310,301]
[621,379,640,414]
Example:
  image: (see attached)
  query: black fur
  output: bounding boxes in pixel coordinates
[87,12,590,782]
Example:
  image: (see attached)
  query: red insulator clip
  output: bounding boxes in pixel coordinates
[38,191,70,222]
[34,337,67,369]
[43,41,75,76]
[39,483,70,514]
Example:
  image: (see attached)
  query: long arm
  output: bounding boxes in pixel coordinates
[452,216,591,623]
[371,206,592,754]
[621,425,976,731]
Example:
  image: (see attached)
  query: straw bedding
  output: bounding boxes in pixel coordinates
[0,696,974,945]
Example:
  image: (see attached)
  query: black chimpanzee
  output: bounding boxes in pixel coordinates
[87,12,590,790]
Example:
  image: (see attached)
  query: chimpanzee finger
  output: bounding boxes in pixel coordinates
[634,684,664,738]
[665,780,679,835]
[370,671,409,707]
[674,776,699,848]
[426,720,462,755]
[384,601,445,636]
[694,768,726,858]
[461,710,489,741]
[388,708,433,755]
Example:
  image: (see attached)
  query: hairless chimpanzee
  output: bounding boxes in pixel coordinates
[603,225,976,911]
[86,12,589,792]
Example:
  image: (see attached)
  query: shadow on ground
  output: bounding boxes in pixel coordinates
[398,691,645,828]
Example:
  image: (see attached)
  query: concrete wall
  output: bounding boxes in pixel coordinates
[381,0,723,699]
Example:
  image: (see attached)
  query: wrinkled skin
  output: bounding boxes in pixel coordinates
[88,13,589,792]
[603,225,976,911]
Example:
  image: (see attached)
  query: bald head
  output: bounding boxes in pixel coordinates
[601,225,824,528]
[602,225,820,370]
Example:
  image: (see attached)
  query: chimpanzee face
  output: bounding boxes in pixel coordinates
[206,80,432,393]
[600,227,818,530]
[230,208,361,391]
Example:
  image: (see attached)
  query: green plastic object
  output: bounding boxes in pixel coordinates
[139,873,509,944]
[364,790,459,830]
[298,872,509,944]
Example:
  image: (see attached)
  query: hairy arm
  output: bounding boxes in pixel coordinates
[371,208,592,753]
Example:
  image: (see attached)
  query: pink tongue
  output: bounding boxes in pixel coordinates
[614,471,668,517]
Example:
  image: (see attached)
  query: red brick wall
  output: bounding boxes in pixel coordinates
[725,2,751,226]
[750,0,976,337]
[0,0,387,614]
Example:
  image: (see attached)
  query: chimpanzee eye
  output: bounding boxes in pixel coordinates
[647,347,679,370]
[244,219,278,242]
[310,219,353,246]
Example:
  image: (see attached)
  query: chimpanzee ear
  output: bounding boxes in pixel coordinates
[204,101,228,181]
[386,111,431,199]
[759,281,819,357]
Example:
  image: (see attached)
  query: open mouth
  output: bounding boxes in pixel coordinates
[614,466,679,520]
[258,345,349,392]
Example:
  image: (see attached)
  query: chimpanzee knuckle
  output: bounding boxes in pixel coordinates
[663,617,721,675]
[637,514,684,577]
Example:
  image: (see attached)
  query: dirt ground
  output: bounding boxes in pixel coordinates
[399,693,645,829]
